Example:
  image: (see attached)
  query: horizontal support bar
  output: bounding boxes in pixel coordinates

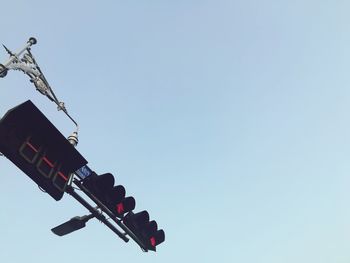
[65,185,129,242]
[72,178,148,251]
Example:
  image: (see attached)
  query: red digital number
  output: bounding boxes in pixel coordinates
[19,137,41,164]
[37,154,57,179]
[52,167,70,192]
[19,138,70,192]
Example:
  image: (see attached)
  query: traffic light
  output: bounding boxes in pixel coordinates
[82,172,136,217]
[0,100,87,200]
[123,211,165,251]
[82,172,165,251]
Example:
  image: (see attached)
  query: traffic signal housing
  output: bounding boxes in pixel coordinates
[82,172,136,217]
[123,211,165,251]
[0,100,87,200]
[82,172,165,251]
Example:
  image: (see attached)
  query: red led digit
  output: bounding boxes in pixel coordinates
[19,137,41,164]
[26,142,39,153]
[37,155,56,179]
[57,171,68,181]
[52,167,70,192]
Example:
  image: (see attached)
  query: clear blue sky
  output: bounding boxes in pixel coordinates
[1,1,350,262]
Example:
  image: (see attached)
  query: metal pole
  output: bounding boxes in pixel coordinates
[2,38,36,68]
[67,136,148,251]
[73,179,148,251]
[65,185,129,242]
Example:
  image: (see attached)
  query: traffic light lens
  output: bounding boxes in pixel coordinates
[150,237,156,247]
[136,210,149,225]
[110,185,126,204]
[96,173,115,189]
[154,230,165,246]
[123,197,136,212]
[123,210,149,228]
[116,203,124,214]
[115,197,136,217]
[148,230,165,250]
[146,220,158,233]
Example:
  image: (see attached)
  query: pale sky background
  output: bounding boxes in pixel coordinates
[1,1,350,262]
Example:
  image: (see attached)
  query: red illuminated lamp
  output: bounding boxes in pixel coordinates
[123,211,165,251]
[148,230,165,251]
[113,196,136,217]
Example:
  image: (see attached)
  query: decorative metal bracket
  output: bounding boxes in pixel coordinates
[0,37,79,145]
